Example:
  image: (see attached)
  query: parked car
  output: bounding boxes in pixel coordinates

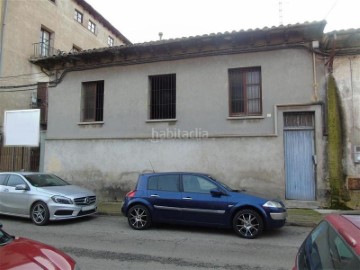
[293,213,360,270]
[0,222,79,269]
[0,172,97,225]
[121,172,287,239]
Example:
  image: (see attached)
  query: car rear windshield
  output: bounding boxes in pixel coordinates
[24,174,69,187]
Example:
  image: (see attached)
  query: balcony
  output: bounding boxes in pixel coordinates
[31,42,63,59]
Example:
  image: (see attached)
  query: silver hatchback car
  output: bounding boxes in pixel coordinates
[0,172,97,225]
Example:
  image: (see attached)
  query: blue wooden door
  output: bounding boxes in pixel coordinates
[284,113,316,200]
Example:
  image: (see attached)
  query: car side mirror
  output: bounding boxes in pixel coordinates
[15,184,29,191]
[210,189,225,197]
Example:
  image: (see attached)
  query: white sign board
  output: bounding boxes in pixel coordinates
[4,109,40,146]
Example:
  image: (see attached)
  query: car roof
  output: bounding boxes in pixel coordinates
[325,213,360,255]
[141,172,210,177]
[0,172,50,176]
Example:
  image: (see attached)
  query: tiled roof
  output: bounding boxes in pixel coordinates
[31,20,327,69]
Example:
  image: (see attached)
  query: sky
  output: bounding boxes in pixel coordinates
[86,0,358,44]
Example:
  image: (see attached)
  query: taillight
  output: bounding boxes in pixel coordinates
[126,190,136,198]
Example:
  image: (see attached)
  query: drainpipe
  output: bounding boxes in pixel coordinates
[311,41,320,101]
[0,0,8,76]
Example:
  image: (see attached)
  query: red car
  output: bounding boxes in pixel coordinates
[0,223,78,270]
[293,213,360,270]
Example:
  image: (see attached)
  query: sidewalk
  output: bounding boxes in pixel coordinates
[97,201,330,227]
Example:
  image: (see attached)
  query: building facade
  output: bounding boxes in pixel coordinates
[32,21,330,205]
[0,0,130,171]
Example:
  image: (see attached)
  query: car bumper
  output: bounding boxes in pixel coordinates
[48,202,97,221]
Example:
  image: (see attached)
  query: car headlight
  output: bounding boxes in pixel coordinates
[51,195,73,204]
[263,201,283,208]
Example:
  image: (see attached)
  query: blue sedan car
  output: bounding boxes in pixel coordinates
[121,172,287,239]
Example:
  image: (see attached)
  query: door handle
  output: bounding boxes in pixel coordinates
[150,194,159,197]
[182,197,192,200]
[3,189,9,192]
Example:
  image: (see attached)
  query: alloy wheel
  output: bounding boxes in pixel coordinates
[31,202,49,226]
[128,205,151,230]
[233,209,263,239]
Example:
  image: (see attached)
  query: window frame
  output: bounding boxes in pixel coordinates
[228,67,262,117]
[88,20,96,34]
[40,28,51,57]
[81,81,104,123]
[149,74,176,120]
[74,9,83,24]
[108,36,114,47]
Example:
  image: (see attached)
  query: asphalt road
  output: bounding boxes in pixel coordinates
[1,215,312,270]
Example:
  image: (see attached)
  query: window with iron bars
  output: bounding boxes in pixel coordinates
[149,74,176,120]
[229,67,262,116]
[81,81,104,122]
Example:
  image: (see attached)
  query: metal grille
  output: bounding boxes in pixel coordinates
[149,74,176,119]
[74,196,97,205]
[229,67,262,116]
[284,112,314,129]
[81,81,104,122]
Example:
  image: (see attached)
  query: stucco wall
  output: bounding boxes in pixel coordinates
[333,55,360,176]
[45,137,287,201]
[47,48,324,138]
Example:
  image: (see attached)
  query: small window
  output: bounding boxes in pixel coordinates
[182,175,217,194]
[7,175,25,187]
[88,20,96,34]
[108,36,114,47]
[229,67,262,116]
[148,175,179,192]
[149,74,176,120]
[74,10,83,24]
[81,81,104,122]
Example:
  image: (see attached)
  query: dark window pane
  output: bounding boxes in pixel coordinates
[148,175,179,192]
[229,67,262,116]
[7,175,25,187]
[149,74,176,119]
[81,81,104,122]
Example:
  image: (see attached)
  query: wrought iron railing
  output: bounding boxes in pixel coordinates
[31,42,61,59]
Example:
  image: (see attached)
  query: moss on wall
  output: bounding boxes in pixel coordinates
[327,75,350,208]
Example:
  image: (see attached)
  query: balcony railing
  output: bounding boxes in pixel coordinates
[31,42,61,59]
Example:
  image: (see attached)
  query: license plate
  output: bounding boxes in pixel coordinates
[82,205,95,211]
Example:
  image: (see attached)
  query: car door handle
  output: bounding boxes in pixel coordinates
[182,197,192,200]
[150,194,159,197]
[3,189,9,192]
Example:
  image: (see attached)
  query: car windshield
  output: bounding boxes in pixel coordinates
[24,174,70,187]
[0,229,13,246]
[208,175,236,192]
